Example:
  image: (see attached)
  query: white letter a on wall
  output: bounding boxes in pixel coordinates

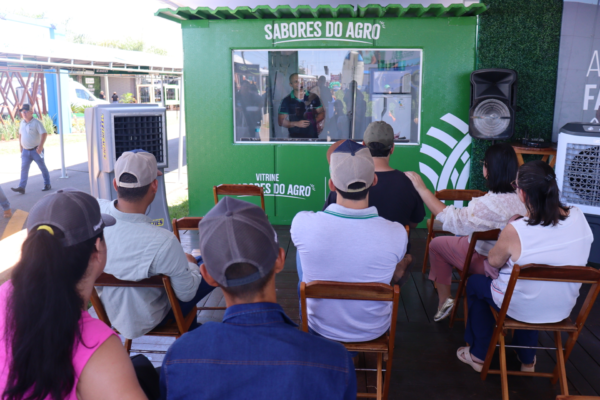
[587,50,600,77]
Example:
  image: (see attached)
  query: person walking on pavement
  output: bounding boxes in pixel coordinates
[0,186,11,218]
[11,104,51,194]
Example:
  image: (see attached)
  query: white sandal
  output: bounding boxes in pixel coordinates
[457,346,484,372]
[516,353,536,372]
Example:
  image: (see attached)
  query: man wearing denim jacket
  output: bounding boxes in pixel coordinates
[160,197,356,400]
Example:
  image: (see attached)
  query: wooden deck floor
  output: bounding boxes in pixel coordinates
[273,225,600,400]
[122,225,600,399]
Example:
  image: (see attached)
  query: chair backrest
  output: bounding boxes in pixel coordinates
[91,273,189,335]
[172,217,203,243]
[434,189,487,202]
[498,264,600,331]
[462,229,501,270]
[213,184,266,211]
[429,189,486,222]
[300,281,400,343]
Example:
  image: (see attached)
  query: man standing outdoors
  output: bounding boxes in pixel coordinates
[278,73,324,139]
[292,140,408,343]
[99,91,106,100]
[161,198,356,399]
[11,104,51,194]
[97,150,214,340]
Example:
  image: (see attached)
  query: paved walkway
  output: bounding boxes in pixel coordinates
[0,111,187,239]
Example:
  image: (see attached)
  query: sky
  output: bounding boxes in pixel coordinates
[2,0,183,58]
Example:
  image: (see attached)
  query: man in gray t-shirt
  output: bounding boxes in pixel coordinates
[11,104,51,194]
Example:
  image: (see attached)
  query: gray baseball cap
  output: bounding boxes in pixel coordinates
[198,197,279,287]
[363,121,394,149]
[330,140,375,192]
[115,151,163,188]
[27,189,116,247]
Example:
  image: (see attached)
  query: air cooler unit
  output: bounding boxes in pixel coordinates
[556,123,600,263]
[85,103,171,231]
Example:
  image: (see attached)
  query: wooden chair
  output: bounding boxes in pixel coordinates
[421,189,487,274]
[556,397,600,400]
[213,184,265,211]
[172,217,227,314]
[480,264,600,400]
[448,228,501,328]
[300,281,400,400]
[91,273,197,353]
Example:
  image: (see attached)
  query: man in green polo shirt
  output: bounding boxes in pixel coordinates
[278,73,324,139]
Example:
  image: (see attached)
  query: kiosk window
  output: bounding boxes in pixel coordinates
[233,49,422,144]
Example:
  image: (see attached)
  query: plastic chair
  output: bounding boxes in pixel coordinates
[480,264,600,399]
[91,273,196,353]
[421,189,487,274]
[300,281,400,400]
[448,228,501,328]
[213,184,265,211]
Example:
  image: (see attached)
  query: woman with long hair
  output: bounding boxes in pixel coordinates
[457,160,593,372]
[406,143,527,321]
[1,189,147,400]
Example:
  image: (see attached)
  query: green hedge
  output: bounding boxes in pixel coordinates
[469,0,563,191]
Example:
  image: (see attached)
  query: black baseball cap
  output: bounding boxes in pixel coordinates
[198,197,279,287]
[19,104,31,112]
[27,189,116,247]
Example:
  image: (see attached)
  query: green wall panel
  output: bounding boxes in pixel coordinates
[182,16,478,224]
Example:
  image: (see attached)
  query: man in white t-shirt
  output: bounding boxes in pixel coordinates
[291,140,408,343]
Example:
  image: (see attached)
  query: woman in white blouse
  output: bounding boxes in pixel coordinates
[406,143,526,322]
[457,160,592,372]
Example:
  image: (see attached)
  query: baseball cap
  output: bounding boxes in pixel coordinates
[198,197,279,288]
[27,189,116,247]
[115,150,162,188]
[363,121,394,149]
[19,104,31,112]
[330,140,374,192]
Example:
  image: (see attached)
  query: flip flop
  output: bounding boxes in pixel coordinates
[457,346,483,372]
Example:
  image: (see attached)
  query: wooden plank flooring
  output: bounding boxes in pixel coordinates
[272,225,600,400]
[134,225,600,398]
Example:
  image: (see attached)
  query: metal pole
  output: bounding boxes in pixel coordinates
[104,75,109,99]
[56,70,68,179]
[177,76,185,183]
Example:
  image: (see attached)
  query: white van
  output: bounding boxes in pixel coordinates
[70,81,108,108]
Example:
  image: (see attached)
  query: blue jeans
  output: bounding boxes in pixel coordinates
[19,148,50,188]
[465,275,538,364]
[0,186,9,211]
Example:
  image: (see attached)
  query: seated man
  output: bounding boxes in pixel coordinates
[292,140,408,342]
[97,150,214,340]
[160,198,356,399]
[324,121,425,231]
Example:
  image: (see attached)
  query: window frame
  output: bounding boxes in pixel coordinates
[231,47,423,146]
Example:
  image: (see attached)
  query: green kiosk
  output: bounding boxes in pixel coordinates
[156,4,486,224]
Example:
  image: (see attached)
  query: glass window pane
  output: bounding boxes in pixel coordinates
[140,87,150,103]
[233,49,421,144]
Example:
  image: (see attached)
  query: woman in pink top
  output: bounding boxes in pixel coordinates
[1,190,147,400]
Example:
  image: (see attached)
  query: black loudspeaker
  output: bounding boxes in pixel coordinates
[469,69,517,140]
